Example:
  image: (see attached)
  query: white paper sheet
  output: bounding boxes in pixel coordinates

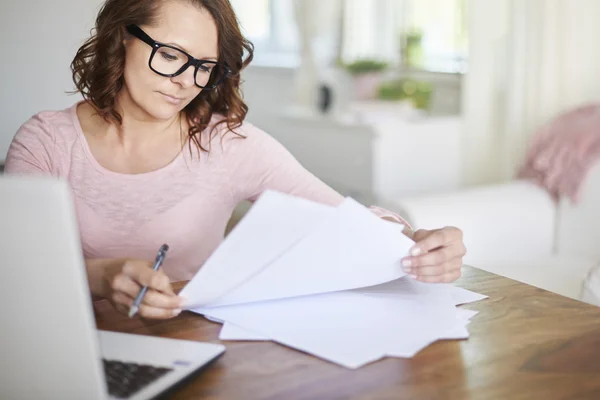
[179,190,489,368]
[352,276,452,298]
[450,286,489,305]
[179,191,334,307]
[217,315,473,343]
[202,197,410,308]
[216,288,483,359]
[195,285,464,369]
[218,307,479,342]
[219,322,269,341]
[385,307,479,358]
[196,292,391,368]
[353,277,487,307]
[456,308,479,320]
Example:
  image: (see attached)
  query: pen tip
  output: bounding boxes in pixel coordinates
[128,306,138,318]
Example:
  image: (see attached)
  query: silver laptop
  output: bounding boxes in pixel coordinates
[0,175,225,400]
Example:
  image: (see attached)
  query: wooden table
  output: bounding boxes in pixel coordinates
[94,266,600,399]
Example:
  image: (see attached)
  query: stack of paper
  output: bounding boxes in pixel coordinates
[180,191,487,369]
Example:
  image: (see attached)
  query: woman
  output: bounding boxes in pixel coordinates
[4,0,466,319]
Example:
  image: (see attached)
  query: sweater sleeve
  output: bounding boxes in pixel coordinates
[223,122,413,230]
[4,113,57,175]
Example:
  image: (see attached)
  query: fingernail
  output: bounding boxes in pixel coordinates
[410,246,422,256]
[173,308,182,315]
[409,274,418,279]
[402,259,412,271]
[179,297,188,307]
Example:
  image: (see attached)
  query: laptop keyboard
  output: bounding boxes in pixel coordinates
[103,359,173,399]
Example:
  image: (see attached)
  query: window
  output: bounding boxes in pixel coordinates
[230,0,299,66]
[230,0,271,43]
[402,0,468,73]
[231,0,468,73]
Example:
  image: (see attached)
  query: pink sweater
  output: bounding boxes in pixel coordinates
[5,103,410,281]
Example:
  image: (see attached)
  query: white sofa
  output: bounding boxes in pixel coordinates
[387,162,600,301]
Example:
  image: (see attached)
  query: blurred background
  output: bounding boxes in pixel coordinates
[231,0,467,204]
[2,0,600,303]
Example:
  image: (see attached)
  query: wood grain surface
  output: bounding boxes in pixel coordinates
[94,266,600,400]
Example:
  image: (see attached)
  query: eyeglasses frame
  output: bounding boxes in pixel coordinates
[125,24,231,89]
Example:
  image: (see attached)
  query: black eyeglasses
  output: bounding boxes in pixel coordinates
[125,24,231,89]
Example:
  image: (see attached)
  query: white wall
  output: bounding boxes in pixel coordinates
[0,0,104,159]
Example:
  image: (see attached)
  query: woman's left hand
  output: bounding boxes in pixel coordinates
[401,227,466,283]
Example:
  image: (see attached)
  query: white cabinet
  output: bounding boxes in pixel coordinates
[250,107,462,206]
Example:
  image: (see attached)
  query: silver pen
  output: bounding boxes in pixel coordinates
[128,244,169,318]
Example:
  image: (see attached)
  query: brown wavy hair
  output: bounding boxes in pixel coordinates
[71,0,254,154]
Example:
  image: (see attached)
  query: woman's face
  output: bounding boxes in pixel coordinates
[122,1,219,120]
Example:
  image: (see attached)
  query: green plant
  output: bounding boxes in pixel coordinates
[377,80,406,101]
[400,29,424,69]
[405,29,423,46]
[344,59,388,75]
[412,81,434,109]
[376,79,434,110]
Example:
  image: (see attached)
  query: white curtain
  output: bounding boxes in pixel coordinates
[462,0,600,185]
[340,0,401,64]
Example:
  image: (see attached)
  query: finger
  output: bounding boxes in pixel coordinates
[137,303,182,320]
[407,264,446,277]
[411,229,431,242]
[451,268,462,281]
[404,247,454,269]
[112,292,134,316]
[414,269,462,283]
[112,291,134,308]
[124,262,174,295]
[111,273,142,299]
[410,227,461,256]
[458,242,467,257]
[112,291,180,319]
[402,228,415,240]
[142,289,185,309]
[408,259,462,276]
[114,303,130,316]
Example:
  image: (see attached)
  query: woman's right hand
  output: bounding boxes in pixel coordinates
[93,258,186,319]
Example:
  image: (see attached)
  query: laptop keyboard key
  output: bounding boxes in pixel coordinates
[103,359,173,398]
